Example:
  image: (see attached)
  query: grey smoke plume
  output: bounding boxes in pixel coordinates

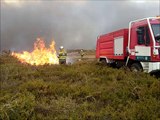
[1,0,159,51]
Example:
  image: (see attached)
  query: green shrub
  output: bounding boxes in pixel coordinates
[0,91,35,120]
[0,55,160,120]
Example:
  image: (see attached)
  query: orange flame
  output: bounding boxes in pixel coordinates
[12,38,59,65]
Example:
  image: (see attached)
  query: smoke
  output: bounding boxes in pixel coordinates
[1,0,159,51]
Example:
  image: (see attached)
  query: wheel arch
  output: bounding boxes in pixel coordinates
[99,56,108,63]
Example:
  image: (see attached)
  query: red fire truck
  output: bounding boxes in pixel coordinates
[96,17,160,73]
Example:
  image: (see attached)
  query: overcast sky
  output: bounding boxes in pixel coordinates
[1,0,159,51]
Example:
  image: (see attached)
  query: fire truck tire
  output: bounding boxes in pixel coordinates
[100,59,107,65]
[130,63,143,72]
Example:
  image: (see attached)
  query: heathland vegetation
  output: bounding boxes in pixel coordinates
[0,54,160,120]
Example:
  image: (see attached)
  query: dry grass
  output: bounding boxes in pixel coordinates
[0,54,160,120]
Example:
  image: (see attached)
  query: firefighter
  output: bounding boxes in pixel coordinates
[80,49,84,59]
[58,46,67,64]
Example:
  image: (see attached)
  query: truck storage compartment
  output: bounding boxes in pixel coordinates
[96,29,128,60]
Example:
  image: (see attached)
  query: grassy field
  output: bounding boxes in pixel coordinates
[0,54,160,120]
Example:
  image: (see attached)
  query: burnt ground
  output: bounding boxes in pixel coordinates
[150,70,160,78]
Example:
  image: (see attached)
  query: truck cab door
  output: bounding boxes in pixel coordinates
[135,26,151,61]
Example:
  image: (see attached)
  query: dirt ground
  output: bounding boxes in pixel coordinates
[66,51,95,64]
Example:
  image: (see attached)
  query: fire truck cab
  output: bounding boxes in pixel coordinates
[96,17,160,73]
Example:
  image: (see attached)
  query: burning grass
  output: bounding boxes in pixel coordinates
[12,38,59,65]
[0,54,160,119]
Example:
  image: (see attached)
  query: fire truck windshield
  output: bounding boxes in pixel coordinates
[152,24,160,42]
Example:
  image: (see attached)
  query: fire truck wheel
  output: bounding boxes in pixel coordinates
[100,59,107,65]
[130,63,142,72]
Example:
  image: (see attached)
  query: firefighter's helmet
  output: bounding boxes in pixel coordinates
[60,46,64,49]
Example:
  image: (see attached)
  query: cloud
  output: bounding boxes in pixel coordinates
[1,1,159,51]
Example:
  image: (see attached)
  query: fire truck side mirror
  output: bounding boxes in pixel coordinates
[155,34,160,42]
